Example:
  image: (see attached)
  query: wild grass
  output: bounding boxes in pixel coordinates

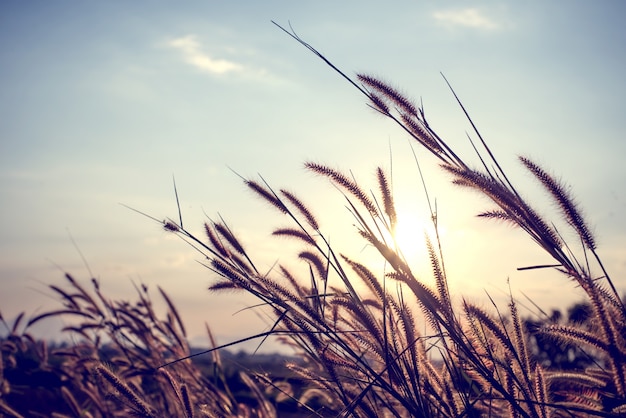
[1,273,283,417]
[2,25,625,417]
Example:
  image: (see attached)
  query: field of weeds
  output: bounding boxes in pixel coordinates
[1,25,624,417]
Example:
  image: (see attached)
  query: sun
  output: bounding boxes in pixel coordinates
[392,214,431,258]
[381,210,449,284]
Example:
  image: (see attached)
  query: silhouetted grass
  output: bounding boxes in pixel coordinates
[1,24,625,417]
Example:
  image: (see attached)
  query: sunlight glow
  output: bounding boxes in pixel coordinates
[388,209,443,268]
[392,215,429,259]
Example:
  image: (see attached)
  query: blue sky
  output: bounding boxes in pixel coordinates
[1,1,625,351]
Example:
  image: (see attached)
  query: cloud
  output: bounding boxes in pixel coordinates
[433,8,500,30]
[164,34,288,86]
[167,35,243,75]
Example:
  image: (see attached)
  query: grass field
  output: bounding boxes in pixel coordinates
[1,26,624,417]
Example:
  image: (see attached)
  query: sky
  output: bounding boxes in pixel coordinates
[1,1,625,352]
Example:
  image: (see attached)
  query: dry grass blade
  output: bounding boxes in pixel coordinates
[298,250,328,279]
[0,400,25,418]
[204,222,230,258]
[158,286,186,338]
[9,312,25,335]
[519,156,596,251]
[399,112,445,155]
[95,365,155,417]
[180,384,194,418]
[305,161,379,216]
[272,227,316,245]
[60,386,82,417]
[367,91,391,115]
[357,73,419,116]
[538,324,609,353]
[246,179,288,214]
[280,189,320,231]
[27,309,95,327]
[425,236,452,318]
[376,167,397,231]
[534,365,549,418]
[213,222,246,256]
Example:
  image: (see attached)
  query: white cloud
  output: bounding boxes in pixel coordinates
[433,8,500,30]
[167,35,243,75]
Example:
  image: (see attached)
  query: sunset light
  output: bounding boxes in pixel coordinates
[1,2,625,415]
